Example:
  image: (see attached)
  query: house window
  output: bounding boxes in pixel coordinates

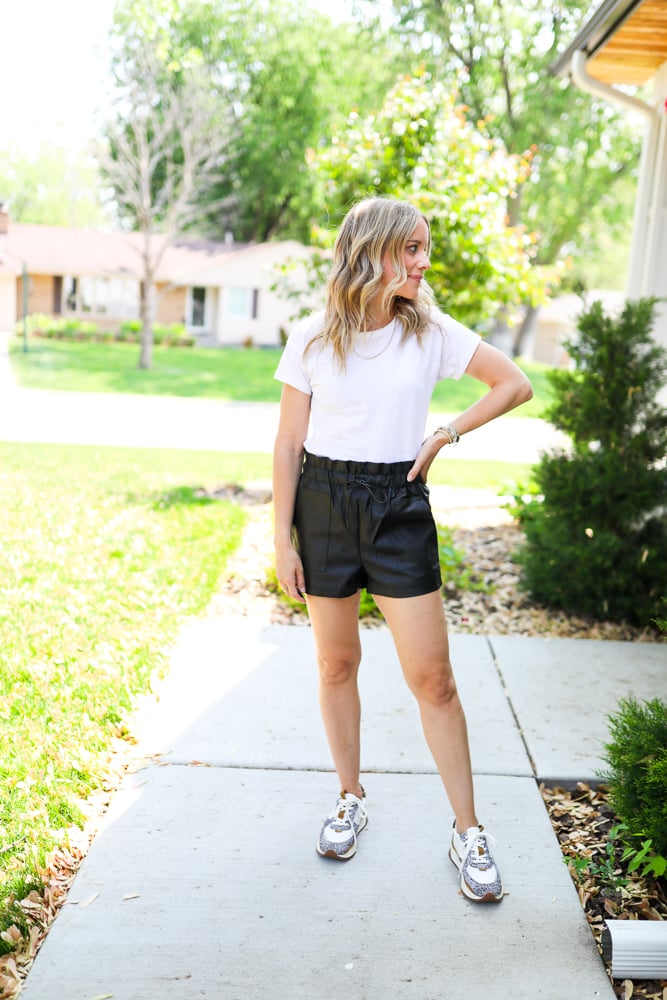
[226,286,259,319]
[189,287,207,328]
[79,277,94,313]
[108,279,138,319]
[63,276,139,318]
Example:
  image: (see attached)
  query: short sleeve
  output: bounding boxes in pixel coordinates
[434,309,482,380]
[274,317,316,396]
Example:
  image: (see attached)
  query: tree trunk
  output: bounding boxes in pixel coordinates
[138,278,156,370]
[512,303,540,358]
[486,309,513,356]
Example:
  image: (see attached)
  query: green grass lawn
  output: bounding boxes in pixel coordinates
[0,442,256,945]
[9,337,553,418]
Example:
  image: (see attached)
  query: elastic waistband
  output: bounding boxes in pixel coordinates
[302,451,413,486]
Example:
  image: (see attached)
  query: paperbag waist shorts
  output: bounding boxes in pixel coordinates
[293,451,442,599]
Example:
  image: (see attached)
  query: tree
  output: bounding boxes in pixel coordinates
[0,145,108,227]
[98,42,227,368]
[376,0,642,350]
[216,12,401,242]
[310,74,550,327]
[514,298,667,626]
[110,0,402,244]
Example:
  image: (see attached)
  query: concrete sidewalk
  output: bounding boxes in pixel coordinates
[20,620,666,1000]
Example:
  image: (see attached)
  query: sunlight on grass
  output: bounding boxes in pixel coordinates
[0,443,249,942]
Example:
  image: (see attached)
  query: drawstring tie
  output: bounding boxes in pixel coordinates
[321,476,392,572]
[345,478,389,505]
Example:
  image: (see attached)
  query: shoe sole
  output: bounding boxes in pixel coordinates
[448,847,503,903]
[316,814,368,861]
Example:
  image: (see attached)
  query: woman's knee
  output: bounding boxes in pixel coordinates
[411,663,458,707]
[317,649,360,686]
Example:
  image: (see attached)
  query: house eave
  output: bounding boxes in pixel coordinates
[551,0,643,77]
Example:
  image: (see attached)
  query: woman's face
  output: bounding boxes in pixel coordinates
[381,217,431,299]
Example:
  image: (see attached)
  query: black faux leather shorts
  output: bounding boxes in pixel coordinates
[293,452,442,599]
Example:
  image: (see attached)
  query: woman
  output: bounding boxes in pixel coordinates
[272,197,532,903]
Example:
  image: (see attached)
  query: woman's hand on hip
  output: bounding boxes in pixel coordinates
[407,435,444,484]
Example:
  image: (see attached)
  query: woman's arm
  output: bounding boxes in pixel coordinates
[408,341,533,482]
[272,384,312,603]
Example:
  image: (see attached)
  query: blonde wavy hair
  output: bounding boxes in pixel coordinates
[308,198,435,367]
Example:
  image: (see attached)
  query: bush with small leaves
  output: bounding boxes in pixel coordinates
[514,297,667,626]
[602,697,667,860]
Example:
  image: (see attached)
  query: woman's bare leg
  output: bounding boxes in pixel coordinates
[306,591,364,797]
[373,590,477,831]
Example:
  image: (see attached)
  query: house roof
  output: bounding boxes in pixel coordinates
[552,0,667,84]
[0,222,257,284]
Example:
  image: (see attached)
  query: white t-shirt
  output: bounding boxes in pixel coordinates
[274,306,481,463]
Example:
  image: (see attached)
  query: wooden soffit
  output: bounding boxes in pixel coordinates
[553,0,667,85]
[589,0,667,84]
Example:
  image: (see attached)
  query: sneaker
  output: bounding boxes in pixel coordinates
[316,788,368,861]
[449,822,504,902]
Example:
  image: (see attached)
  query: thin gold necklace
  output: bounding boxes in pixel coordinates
[352,321,396,360]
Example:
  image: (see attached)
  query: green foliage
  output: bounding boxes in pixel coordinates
[309,74,551,327]
[20,315,99,339]
[567,817,667,890]
[17,318,193,347]
[620,835,667,880]
[654,599,667,635]
[514,298,667,626]
[216,9,400,241]
[602,698,667,859]
[0,145,108,227]
[110,0,401,243]
[0,442,246,942]
[385,0,641,274]
[568,822,630,893]
[118,321,192,346]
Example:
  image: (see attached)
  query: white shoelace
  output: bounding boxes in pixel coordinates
[459,827,497,870]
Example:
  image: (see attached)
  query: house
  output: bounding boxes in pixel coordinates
[0,205,319,346]
[530,290,628,366]
[552,0,667,351]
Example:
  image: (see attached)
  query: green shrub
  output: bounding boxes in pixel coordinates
[16,313,58,336]
[160,323,194,347]
[63,318,98,338]
[15,315,101,340]
[602,697,667,859]
[514,298,667,626]
[116,321,192,347]
[117,319,142,341]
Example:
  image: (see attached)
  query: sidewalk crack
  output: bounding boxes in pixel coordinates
[485,636,538,779]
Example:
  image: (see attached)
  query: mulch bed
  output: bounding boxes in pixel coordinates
[542,783,667,1000]
[1,493,663,998]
